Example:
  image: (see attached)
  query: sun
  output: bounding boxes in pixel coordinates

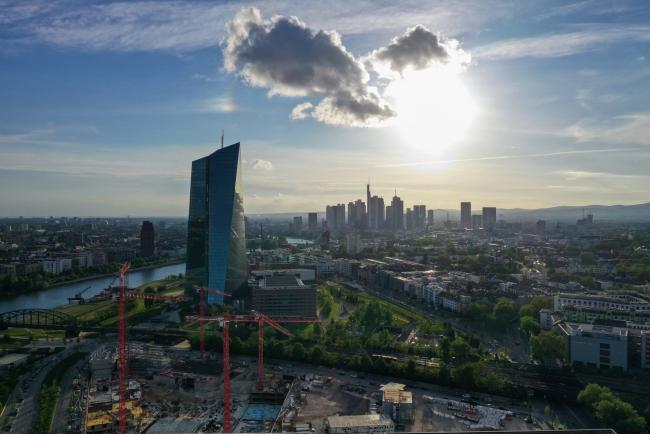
[385,66,477,156]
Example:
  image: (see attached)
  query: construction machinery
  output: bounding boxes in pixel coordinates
[185,312,319,432]
[67,286,91,304]
[193,285,230,358]
[114,262,185,434]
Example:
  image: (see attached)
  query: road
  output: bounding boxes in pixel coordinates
[51,358,85,434]
[8,341,95,434]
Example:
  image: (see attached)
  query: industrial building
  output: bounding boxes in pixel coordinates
[326,414,394,434]
[380,383,413,424]
[252,274,317,317]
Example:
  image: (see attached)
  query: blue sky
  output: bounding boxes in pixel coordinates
[1,0,649,216]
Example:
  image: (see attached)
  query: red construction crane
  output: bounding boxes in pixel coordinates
[114,263,184,434]
[193,285,230,358]
[116,262,130,434]
[185,312,319,432]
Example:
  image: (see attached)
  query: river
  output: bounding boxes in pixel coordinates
[0,262,186,312]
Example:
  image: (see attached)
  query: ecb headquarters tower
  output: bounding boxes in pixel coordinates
[186,142,247,304]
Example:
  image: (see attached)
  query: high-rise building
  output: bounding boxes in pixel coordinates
[139,221,155,257]
[346,233,362,255]
[326,203,347,231]
[482,207,497,231]
[413,205,426,229]
[366,183,371,227]
[293,216,303,233]
[472,214,482,230]
[460,202,472,229]
[308,212,318,231]
[427,209,434,227]
[406,208,413,230]
[385,205,393,229]
[186,143,247,304]
[390,194,404,231]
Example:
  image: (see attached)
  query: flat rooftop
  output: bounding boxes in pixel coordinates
[327,414,394,429]
[259,275,306,289]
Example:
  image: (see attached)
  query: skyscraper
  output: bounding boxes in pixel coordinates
[482,207,497,231]
[186,142,247,305]
[390,193,404,231]
[413,205,426,229]
[307,212,318,231]
[460,202,472,229]
[293,216,303,233]
[139,220,155,257]
[427,209,434,227]
[326,204,346,230]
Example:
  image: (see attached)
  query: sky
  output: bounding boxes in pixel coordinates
[1,0,649,217]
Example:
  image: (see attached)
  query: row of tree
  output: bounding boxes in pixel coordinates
[577,384,647,434]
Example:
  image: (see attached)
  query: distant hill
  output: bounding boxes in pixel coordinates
[246,202,650,223]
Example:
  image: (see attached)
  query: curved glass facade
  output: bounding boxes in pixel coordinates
[186,143,247,304]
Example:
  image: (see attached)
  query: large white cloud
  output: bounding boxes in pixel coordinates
[223,7,394,127]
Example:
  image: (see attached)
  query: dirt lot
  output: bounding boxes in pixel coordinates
[295,379,371,433]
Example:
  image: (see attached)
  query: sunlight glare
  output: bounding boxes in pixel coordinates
[386,67,477,157]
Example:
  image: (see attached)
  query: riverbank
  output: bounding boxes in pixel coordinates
[0,258,185,300]
[0,262,187,312]
[48,259,185,289]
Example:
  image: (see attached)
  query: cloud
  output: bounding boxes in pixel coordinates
[369,25,469,76]
[251,158,273,171]
[474,25,650,60]
[565,113,650,146]
[223,7,394,126]
[290,102,313,120]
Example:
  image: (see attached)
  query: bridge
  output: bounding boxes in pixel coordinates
[0,308,189,340]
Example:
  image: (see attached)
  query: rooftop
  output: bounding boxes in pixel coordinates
[327,414,394,429]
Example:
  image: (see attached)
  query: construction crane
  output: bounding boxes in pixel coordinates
[67,285,91,304]
[185,312,319,432]
[114,262,185,434]
[193,285,231,358]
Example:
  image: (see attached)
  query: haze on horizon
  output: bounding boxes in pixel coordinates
[1,0,649,217]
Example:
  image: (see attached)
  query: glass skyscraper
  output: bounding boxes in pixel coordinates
[186,143,247,304]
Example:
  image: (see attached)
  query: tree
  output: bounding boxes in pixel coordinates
[530,331,564,366]
[520,315,540,336]
[492,298,518,329]
[451,337,472,363]
[291,342,305,361]
[577,384,647,434]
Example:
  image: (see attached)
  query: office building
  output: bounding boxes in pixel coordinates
[642,331,650,369]
[348,199,366,229]
[427,209,434,227]
[390,194,404,231]
[482,207,497,231]
[566,323,628,370]
[186,142,247,304]
[413,205,426,229]
[307,212,318,230]
[368,195,385,230]
[139,220,155,257]
[252,275,317,317]
[293,216,303,233]
[405,208,413,230]
[460,202,471,229]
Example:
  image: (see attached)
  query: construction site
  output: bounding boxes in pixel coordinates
[74,263,549,434]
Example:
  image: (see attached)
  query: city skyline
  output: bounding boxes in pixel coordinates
[1,1,650,216]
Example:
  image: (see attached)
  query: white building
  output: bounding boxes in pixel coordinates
[539,308,553,331]
[554,293,650,313]
[42,258,72,275]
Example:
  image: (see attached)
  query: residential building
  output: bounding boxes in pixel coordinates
[307,212,318,231]
[482,207,497,230]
